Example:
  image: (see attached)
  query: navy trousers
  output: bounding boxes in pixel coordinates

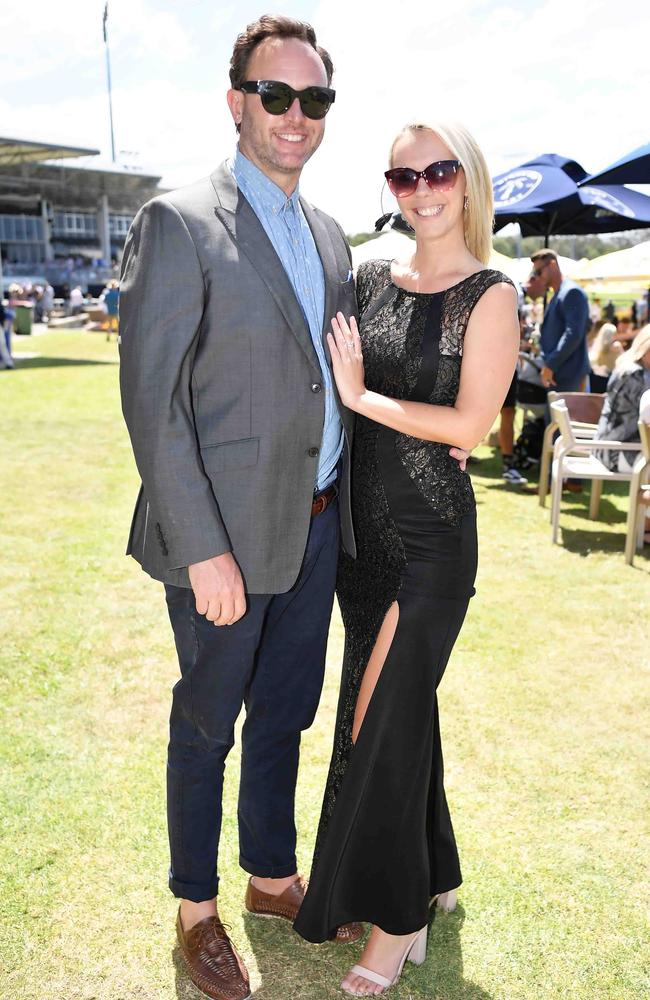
[164,499,339,902]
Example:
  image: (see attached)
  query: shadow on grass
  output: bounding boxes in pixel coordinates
[478,482,540,498]
[467,457,506,483]
[12,356,118,369]
[419,903,494,999]
[564,496,626,524]
[212,905,494,999]
[478,471,635,520]
[559,526,650,565]
[471,456,542,498]
[172,942,208,999]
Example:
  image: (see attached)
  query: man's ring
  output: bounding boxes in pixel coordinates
[346,339,354,348]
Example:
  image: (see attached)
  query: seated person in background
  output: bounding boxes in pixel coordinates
[69,286,84,316]
[595,325,650,472]
[589,322,623,393]
[639,389,650,546]
[641,388,650,425]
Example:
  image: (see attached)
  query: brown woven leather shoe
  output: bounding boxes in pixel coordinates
[176,909,251,1000]
[245,875,363,944]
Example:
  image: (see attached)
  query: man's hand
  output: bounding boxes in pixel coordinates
[541,365,556,389]
[449,446,470,471]
[188,552,246,626]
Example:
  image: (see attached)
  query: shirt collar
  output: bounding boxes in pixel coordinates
[233,147,301,215]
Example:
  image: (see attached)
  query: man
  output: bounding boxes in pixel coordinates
[69,285,84,316]
[530,249,590,392]
[120,14,467,999]
[119,16,361,1000]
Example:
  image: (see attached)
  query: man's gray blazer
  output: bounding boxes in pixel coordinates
[119,161,356,593]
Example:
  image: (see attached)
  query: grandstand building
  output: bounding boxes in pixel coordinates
[0,136,162,291]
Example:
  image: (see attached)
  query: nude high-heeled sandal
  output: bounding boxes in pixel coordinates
[345,925,427,994]
[431,888,458,913]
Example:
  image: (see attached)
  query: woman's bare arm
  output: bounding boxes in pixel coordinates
[328,281,519,451]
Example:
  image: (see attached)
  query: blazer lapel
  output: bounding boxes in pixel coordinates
[210,163,319,371]
[300,197,356,426]
[300,197,340,355]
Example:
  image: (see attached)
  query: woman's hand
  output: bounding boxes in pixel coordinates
[327,312,365,409]
[448,447,469,471]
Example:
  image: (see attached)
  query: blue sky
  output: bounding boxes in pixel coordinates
[2,0,648,231]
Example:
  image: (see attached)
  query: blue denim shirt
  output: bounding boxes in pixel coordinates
[230,149,343,491]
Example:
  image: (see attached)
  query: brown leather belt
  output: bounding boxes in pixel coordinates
[311,482,338,516]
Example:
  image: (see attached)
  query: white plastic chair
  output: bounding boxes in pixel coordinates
[539,391,606,508]
[549,399,642,547]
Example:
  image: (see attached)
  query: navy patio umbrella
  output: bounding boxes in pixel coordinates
[492,153,650,243]
[580,141,650,186]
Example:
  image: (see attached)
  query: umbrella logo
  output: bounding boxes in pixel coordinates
[580,186,635,219]
[493,170,543,207]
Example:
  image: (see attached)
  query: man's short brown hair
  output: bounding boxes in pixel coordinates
[530,249,558,265]
[229,15,334,90]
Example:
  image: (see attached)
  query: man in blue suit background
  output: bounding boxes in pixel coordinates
[530,249,590,391]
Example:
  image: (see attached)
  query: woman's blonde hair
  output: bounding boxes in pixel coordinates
[389,121,494,264]
[615,323,650,372]
[589,322,618,369]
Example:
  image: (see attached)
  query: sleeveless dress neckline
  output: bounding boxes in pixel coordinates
[389,259,492,297]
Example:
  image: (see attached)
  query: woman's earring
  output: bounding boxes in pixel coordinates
[463,196,469,211]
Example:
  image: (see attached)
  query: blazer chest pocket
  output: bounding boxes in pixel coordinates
[201,436,260,473]
[337,278,358,318]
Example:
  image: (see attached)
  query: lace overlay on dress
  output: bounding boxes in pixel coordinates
[364,260,515,525]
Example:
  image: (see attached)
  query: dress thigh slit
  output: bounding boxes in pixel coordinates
[352,600,400,745]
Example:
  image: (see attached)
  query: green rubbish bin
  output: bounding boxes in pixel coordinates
[14,302,34,335]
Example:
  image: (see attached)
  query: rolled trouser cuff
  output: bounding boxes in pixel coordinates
[169,869,219,902]
[239,854,297,879]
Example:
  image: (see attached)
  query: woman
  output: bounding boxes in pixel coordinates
[588,322,623,393]
[293,121,519,995]
[595,324,650,471]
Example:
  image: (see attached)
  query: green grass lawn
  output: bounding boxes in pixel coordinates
[1,330,648,1000]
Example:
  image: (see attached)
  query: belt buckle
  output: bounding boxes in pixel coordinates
[312,494,327,516]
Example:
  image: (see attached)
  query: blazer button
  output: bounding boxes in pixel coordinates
[311,382,322,393]
[308,446,320,457]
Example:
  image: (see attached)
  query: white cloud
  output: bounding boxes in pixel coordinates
[0,0,194,84]
[303,0,650,229]
[2,0,649,232]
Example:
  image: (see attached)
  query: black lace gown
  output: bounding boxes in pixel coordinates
[294,260,514,942]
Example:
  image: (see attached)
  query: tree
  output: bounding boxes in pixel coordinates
[492,230,649,260]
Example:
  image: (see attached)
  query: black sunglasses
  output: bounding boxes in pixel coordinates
[240,80,336,120]
[384,159,462,199]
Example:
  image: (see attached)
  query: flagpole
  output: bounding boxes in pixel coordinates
[103,3,116,163]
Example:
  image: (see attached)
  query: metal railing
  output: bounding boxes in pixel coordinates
[2,260,118,291]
